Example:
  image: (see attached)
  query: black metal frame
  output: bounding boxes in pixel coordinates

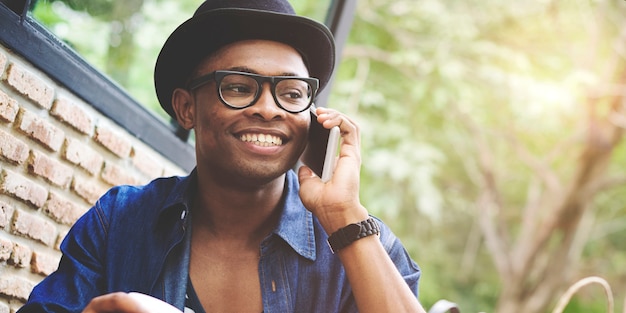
[0,0,356,172]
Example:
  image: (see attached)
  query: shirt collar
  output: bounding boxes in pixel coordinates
[272,170,316,261]
[155,169,197,227]
[155,169,317,261]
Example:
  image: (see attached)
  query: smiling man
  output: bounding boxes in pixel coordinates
[18,1,426,312]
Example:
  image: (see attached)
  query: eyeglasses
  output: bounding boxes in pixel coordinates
[187,70,320,114]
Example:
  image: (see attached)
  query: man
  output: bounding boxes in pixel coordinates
[19,0,426,312]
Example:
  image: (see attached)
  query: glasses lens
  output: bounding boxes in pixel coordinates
[218,74,259,108]
[275,79,313,112]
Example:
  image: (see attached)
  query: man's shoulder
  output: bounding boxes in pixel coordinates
[93,173,192,221]
[99,174,184,202]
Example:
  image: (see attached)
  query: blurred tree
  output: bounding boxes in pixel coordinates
[329,0,626,312]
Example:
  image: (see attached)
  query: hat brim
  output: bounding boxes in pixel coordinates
[154,8,336,118]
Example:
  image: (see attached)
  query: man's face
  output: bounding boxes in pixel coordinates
[187,40,312,187]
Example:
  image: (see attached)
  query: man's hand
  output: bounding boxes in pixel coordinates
[298,107,369,235]
[298,107,426,313]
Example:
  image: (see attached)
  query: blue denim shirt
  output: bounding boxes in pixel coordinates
[19,170,421,313]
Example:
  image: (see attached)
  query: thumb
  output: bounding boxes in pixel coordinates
[297,165,318,184]
[297,165,323,211]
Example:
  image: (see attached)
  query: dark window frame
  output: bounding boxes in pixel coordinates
[0,0,355,172]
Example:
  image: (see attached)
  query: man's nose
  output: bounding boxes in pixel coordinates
[249,83,285,120]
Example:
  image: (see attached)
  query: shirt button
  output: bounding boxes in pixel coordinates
[180,210,187,220]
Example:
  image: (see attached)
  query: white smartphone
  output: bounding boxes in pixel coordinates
[300,108,341,182]
[321,126,340,182]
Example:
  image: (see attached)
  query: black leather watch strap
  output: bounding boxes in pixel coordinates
[327,217,380,253]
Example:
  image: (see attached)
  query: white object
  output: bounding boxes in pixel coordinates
[321,126,340,182]
[128,292,182,313]
[428,299,460,313]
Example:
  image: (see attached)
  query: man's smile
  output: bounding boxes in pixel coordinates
[239,133,283,147]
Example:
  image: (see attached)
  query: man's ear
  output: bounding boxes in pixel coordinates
[171,88,195,130]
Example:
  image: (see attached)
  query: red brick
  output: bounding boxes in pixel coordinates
[94,126,132,158]
[51,97,94,135]
[131,148,163,180]
[0,237,11,261]
[0,169,48,208]
[12,210,57,246]
[44,192,87,225]
[31,250,60,276]
[8,241,31,268]
[101,162,138,186]
[0,129,29,164]
[17,108,65,152]
[63,138,104,176]
[71,176,107,205]
[5,63,54,109]
[0,274,35,301]
[28,150,73,188]
[0,89,19,123]
[0,201,15,229]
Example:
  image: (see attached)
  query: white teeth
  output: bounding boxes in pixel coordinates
[240,133,283,146]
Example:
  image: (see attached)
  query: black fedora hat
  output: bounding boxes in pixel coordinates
[154,0,336,119]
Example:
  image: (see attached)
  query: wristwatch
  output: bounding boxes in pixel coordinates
[327,217,380,253]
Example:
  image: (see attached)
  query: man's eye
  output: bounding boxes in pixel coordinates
[223,84,254,95]
[277,88,302,98]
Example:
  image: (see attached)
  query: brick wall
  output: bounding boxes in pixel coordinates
[0,44,186,312]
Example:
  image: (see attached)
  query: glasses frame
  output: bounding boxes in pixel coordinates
[187,70,320,114]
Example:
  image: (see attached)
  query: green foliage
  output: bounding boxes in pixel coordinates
[331,0,626,311]
[290,0,331,22]
[31,0,194,121]
[38,0,114,18]
[30,2,63,26]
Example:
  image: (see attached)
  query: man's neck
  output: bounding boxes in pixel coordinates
[191,172,287,243]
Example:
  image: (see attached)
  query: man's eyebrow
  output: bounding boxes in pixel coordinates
[228,66,255,73]
[227,66,302,77]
